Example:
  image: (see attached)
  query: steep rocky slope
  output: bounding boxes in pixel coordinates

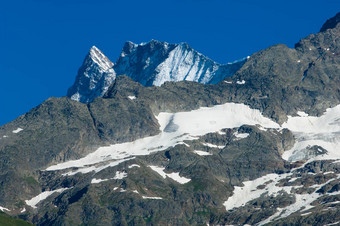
[0,12,340,225]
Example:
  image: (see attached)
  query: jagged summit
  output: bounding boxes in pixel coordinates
[67,46,115,103]
[67,40,246,103]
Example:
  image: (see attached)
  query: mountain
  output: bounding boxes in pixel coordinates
[67,46,116,103]
[1,12,340,225]
[67,40,246,103]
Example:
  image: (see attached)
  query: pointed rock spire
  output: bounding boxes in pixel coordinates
[67,46,116,103]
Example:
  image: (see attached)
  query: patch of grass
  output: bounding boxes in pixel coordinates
[143,216,152,223]
[194,211,210,217]
[15,200,25,208]
[185,180,205,191]
[0,212,33,226]
[24,177,38,185]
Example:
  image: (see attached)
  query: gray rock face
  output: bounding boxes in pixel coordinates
[67,40,246,103]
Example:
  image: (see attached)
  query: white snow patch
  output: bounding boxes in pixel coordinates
[70,92,81,102]
[61,158,134,176]
[20,208,26,213]
[326,221,340,226]
[142,196,163,200]
[297,111,309,117]
[91,178,110,184]
[224,81,233,84]
[128,164,140,169]
[113,171,127,179]
[179,142,190,147]
[236,80,246,85]
[327,200,340,205]
[218,130,226,135]
[25,188,69,209]
[288,177,298,183]
[201,142,224,149]
[233,131,250,139]
[132,190,139,194]
[128,96,136,100]
[297,60,301,63]
[2,135,8,138]
[282,105,340,162]
[149,165,191,184]
[12,128,23,133]
[113,187,119,191]
[194,150,212,156]
[324,171,335,175]
[0,206,10,212]
[300,212,311,216]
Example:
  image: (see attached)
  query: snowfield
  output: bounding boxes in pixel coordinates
[25,188,70,209]
[282,104,340,162]
[45,102,280,174]
[149,165,191,184]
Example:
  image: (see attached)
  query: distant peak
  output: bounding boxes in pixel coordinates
[149,39,166,44]
[320,12,340,32]
[88,45,113,70]
[124,40,172,48]
[120,40,175,57]
[90,45,99,52]
[89,45,104,58]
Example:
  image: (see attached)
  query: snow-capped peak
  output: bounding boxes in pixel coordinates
[68,40,246,103]
[67,46,116,103]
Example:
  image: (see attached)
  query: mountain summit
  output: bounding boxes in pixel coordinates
[67,40,246,103]
[67,46,116,103]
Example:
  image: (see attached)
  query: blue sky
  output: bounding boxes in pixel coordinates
[1,0,340,125]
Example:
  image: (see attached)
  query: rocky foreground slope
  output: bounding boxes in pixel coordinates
[1,12,340,225]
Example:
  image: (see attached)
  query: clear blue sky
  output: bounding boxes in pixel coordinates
[1,0,339,126]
